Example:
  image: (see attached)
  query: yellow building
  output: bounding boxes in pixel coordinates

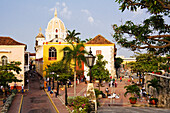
[35,8,67,76]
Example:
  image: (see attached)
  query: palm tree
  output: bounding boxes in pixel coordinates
[65,30,81,42]
[62,42,87,96]
[124,84,140,99]
[147,78,161,98]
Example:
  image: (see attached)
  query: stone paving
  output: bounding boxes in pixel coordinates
[5,71,170,113]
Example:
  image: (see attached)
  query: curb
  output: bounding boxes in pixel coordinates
[45,89,60,113]
[18,95,23,113]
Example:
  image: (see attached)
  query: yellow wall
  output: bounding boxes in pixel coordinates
[43,42,75,77]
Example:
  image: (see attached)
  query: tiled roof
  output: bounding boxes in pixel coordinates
[36,33,45,38]
[86,34,113,44]
[0,37,26,45]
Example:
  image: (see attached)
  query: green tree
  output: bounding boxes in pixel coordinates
[113,0,170,55]
[129,53,167,73]
[45,61,71,105]
[124,84,140,100]
[147,78,162,98]
[115,57,123,79]
[0,61,22,90]
[128,53,167,84]
[62,42,88,96]
[88,54,110,91]
[65,30,81,43]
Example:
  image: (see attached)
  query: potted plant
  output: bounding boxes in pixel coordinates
[147,78,161,105]
[124,84,140,104]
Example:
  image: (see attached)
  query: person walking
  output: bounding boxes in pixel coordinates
[21,84,24,93]
[50,90,54,97]
[105,88,109,97]
[120,76,122,82]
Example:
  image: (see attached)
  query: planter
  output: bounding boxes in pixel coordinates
[149,98,158,105]
[129,97,137,104]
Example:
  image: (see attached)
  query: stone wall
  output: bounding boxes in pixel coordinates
[145,73,170,108]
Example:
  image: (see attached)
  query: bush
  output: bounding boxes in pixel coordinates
[94,89,100,98]
[72,96,90,113]
[67,96,75,106]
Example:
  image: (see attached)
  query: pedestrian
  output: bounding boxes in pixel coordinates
[120,76,122,82]
[21,84,24,93]
[14,82,17,89]
[50,90,53,97]
[27,79,29,86]
[77,78,79,84]
[105,88,109,96]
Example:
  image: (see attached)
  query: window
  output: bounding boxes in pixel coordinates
[96,50,102,55]
[49,47,57,60]
[1,56,8,66]
[25,54,28,65]
[55,35,58,38]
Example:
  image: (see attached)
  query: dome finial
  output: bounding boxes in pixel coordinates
[39,27,42,33]
[54,8,57,17]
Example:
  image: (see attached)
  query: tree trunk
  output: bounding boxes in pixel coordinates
[74,66,76,97]
[57,81,59,96]
[116,68,118,79]
[99,79,102,91]
[65,83,68,106]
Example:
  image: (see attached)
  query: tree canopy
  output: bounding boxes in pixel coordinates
[128,53,167,72]
[115,57,123,78]
[0,61,22,88]
[89,54,110,90]
[113,0,170,55]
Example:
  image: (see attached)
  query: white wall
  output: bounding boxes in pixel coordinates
[84,46,116,81]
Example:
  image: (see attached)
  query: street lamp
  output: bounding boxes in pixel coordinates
[51,72,55,90]
[86,47,96,83]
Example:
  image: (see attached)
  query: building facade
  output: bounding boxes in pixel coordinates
[35,9,116,80]
[0,37,26,89]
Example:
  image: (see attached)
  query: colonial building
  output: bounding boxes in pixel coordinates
[84,35,116,80]
[0,36,26,89]
[35,9,116,79]
[35,9,68,76]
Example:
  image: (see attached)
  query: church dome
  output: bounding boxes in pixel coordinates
[45,9,67,42]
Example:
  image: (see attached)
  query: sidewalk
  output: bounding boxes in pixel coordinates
[46,78,151,112]
[46,81,87,113]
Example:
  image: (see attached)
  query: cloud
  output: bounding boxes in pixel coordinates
[56,2,60,6]
[60,3,72,19]
[49,2,72,19]
[62,2,66,7]
[88,16,94,23]
[81,9,94,24]
[49,8,55,12]
[81,9,90,15]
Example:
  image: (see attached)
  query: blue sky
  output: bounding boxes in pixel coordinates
[1,0,168,57]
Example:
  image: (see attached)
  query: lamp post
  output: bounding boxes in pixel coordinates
[86,47,97,111]
[52,72,55,90]
[56,75,59,96]
[86,47,96,83]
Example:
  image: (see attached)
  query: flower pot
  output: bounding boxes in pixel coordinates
[129,98,137,104]
[149,98,158,105]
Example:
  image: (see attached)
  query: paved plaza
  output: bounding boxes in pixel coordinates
[4,70,170,113]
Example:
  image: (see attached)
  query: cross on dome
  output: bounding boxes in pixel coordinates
[39,27,42,33]
[54,8,57,17]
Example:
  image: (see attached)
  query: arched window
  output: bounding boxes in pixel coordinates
[1,56,8,66]
[49,47,57,60]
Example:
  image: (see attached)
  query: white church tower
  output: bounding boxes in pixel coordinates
[35,8,67,59]
[45,8,67,42]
